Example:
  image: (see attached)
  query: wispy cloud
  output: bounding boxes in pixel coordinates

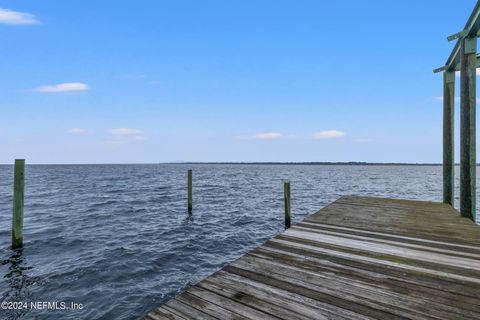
[133,135,147,141]
[102,136,147,145]
[312,130,346,140]
[237,132,284,140]
[104,128,146,145]
[109,128,142,135]
[35,82,89,93]
[67,128,87,134]
[354,138,371,143]
[0,8,40,25]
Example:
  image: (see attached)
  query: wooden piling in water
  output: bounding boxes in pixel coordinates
[12,159,25,249]
[460,37,477,222]
[284,181,291,229]
[188,169,192,212]
[443,71,455,206]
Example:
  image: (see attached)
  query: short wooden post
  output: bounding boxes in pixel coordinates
[284,181,291,229]
[12,159,25,249]
[460,37,477,222]
[443,71,455,205]
[188,169,192,212]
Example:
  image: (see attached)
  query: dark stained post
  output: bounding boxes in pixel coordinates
[284,181,291,229]
[460,37,477,222]
[188,169,192,213]
[12,159,25,249]
[443,71,455,205]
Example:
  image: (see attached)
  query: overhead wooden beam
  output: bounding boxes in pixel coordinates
[433,66,448,74]
[448,30,469,42]
[444,1,480,72]
[460,37,477,222]
[443,71,455,206]
[435,56,480,73]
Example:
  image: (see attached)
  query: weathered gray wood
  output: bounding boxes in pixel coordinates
[176,292,249,320]
[12,159,25,249]
[460,37,477,222]
[284,181,291,229]
[187,170,192,213]
[165,299,215,320]
[443,71,455,205]
[264,237,480,299]
[232,253,477,320]
[149,306,186,320]
[198,279,310,320]
[251,245,480,313]
[209,270,371,320]
[144,196,480,320]
[186,286,279,320]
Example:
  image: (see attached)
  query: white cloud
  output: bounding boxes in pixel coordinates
[67,128,87,134]
[133,135,147,141]
[109,128,142,135]
[103,128,147,145]
[237,132,283,140]
[35,82,89,93]
[312,130,346,140]
[0,8,40,25]
[354,138,371,143]
[102,140,128,145]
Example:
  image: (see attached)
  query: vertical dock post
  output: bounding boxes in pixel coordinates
[188,169,192,213]
[460,37,477,222]
[284,181,291,229]
[12,159,25,249]
[443,71,455,205]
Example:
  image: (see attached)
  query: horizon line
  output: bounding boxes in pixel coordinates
[0,161,451,166]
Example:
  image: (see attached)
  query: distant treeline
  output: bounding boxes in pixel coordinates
[179,162,447,166]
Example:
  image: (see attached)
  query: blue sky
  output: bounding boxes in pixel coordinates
[0,0,475,163]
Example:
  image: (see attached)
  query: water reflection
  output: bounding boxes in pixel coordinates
[183,212,194,223]
[1,248,37,320]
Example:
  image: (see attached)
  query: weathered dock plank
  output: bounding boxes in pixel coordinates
[145,196,480,319]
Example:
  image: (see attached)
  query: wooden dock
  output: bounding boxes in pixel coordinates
[145,196,480,320]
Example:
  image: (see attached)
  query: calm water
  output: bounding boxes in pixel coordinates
[0,164,473,319]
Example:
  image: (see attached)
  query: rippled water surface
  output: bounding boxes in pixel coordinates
[0,164,473,319]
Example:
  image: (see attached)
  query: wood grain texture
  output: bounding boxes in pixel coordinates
[145,196,480,319]
[460,37,477,222]
[443,71,455,206]
[12,159,25,249]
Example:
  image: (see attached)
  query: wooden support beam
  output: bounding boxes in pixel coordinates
[443,71,455,206]
[12,159,25,249]
[460,37,477,222]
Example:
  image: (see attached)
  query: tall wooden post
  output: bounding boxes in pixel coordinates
[443,71,455,205]
[460,37,477,222]
[12,159,25,249]
[284,181,291,229]
[188,169,192,213]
